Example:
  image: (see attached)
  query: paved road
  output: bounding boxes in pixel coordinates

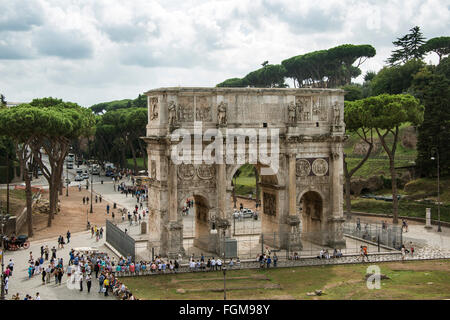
[2,230,117,300]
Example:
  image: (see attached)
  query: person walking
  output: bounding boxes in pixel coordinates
[83,196,86,205]
[216,258,222,270]
[66,230,71,244]
[86,273,92,293]
[4,275,9,295]
[106,204,110,215]
[79,272,84,292]
[99,195,102,203]
[44,246,49,261]
[103,277,110,296]
[7,259,14,276]
[41,267,46,284]
[94,263,99,279]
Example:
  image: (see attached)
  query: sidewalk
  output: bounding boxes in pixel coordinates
[2,230,116,300]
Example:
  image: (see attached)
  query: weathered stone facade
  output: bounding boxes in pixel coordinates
[142,87,346,257]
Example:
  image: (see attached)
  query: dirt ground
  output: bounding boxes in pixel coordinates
[23,186,124,242]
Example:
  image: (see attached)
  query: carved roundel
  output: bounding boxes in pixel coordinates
[296,159,311,177]
[177,163,195,180]
[197,164,215,180]
[312,158,328,176]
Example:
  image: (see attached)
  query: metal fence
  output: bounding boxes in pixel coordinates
[106,219,136,261]
[140,228,397,263]
[343,217,403,250]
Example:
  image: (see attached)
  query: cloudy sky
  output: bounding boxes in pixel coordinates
[0,0,448,107]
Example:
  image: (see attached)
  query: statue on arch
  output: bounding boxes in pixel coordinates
[217,101,227,125]
[168,101,177,125]
[333,101,341,125]
[288,101,296,123]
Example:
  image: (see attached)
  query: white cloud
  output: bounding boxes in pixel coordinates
[0,0,448,106]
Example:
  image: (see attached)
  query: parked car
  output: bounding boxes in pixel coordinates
[76,168,83,174]
[74,175,83,181]
[82,173,89,179]
[240,208,255,219]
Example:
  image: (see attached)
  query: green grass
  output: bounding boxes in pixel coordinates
[344,123,417,179]
[233,164,256,196]
[0,189,27,216]
[120,259,450,300]
[351,198,450,222]
[126,158,146,171]
[346,158,414,178]
[404,178,450,203]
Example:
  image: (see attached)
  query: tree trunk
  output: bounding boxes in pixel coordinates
[389,156,399,224]
[24,168,33,237]
[254,167,260,204]
[376,127,399,224]
[129,140,138,174]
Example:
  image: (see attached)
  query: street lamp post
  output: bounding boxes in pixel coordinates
[222,228,226,300]
[90,164,93,214]
[0,201,7,300]
[66,165,69,197]
[431,148,442,232]
[223,266,227,300]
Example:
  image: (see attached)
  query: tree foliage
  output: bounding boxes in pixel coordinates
[413,57,450,177]
[217,64,288,88]
[90,94,147,114]
[343,99,376,214]
[387,26,426,66]
[216,44,375,88]
[369,59,425,96]
[282,44,375,88]
[92,107,148,172]
[421,36,450,62]
[358,94,424,223]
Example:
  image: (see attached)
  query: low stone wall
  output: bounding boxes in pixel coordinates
[112,251,450,278]
[5,190,41,235]
[351,211,450,228]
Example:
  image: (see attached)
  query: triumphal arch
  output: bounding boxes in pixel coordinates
[142,87,346,258]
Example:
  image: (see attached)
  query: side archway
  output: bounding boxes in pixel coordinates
[299,191,324,244]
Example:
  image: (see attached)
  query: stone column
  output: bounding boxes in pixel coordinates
[288,153,297,216]
[168,159,177,221]
[425,208,432,229]
[215,162,230,255]
[166,156,183,258]
[287,153,302,251]
[217,163,226,217]
[328,150,346,248]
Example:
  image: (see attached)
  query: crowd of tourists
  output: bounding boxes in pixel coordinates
[67,250,137,300]
[315,248,343,259]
